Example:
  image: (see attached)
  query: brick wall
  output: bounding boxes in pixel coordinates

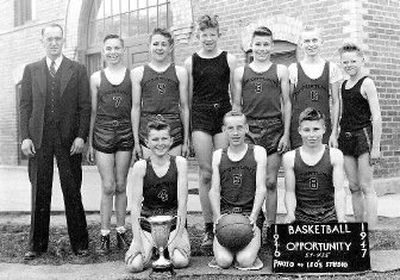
[362,0,400,177]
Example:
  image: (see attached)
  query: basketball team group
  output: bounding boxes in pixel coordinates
[19,13,382,272]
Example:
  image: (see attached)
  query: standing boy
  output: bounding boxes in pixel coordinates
[233,26,291,234]
[289,26,342,149]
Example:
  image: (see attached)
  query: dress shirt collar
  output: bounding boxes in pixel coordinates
[46,55,63,72]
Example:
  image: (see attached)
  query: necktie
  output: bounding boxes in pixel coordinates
[49,60,56,77]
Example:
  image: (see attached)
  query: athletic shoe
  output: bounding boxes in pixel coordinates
[234,256,263,271]
[98,234,110,255]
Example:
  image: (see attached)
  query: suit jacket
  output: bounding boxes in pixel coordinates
[20,56,91,149]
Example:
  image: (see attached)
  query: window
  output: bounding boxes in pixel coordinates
[86,0,172,74]
[87,0,172,50]
[14,0,32,27]
[246,40,297,66]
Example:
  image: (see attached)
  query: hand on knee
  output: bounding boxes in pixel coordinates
[125,252,144,273]
[171,249,189,268]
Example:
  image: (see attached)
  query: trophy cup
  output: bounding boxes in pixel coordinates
[147,215,175,277]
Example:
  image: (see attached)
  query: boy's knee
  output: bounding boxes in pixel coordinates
[266,178,277,191]
[349,183,361,194]
[171,249,189,268]
[236,252,257,268]
[115,180,127,195]
[125,254,144,273]
[215,255,233,269]
[102,181,116,196]
[360,182,376,196]
[199,167,212,185]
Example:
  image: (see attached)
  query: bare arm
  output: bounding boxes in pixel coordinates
[329,80,341,148]
[362,78,382,162]
[87,72,100,163]
[249,145,267,223]
[209,149,223,223]
[131,67,144,158]
[283,151,296,223]
[278,64,291,153]
[227,53,239,111]
[176,66,190,156]
[330,148,346,222]
[130,160,146,247]
[184,57,193,111]
[175,156,189,233]
[232,66,244,112]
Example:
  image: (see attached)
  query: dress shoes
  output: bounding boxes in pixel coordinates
[24,251,40,260]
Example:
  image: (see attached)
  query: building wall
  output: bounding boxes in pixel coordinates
[0,0,399,179]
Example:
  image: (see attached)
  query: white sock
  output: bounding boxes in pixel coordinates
[116,226,126,234]
[101,229,111,236]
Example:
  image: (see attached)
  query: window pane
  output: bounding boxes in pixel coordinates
[148,0,158,6]
[111,0,120,16]
[104,0,112,17]
[129,11,138,36]
[121,0,129,13]
[121,13,129,38]
[158,4,167,28]
[110,15,121,34]
[95,20,104,43]
[138,0,146,9]
[138,9,147,34]
[129,0,138,11]
[148,6,157,31]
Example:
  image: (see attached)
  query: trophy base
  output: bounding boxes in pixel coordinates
[150,264,175,279]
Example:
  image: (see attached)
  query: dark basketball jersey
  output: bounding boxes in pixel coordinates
[340,76,371,131]
[192,51,230,106]
[141,156,178,217]
[95,69,132,121]
[294,146,337,223]
[219,145,257,212]
[291,62,331,148]
[140,63,180,114]
[242,64,282,119]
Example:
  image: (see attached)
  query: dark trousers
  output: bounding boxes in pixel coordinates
[28,123,88,253]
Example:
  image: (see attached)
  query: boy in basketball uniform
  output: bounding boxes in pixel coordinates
[87,34,132,254]
[209,111,266,269]
[338,43,382,230]
[125,120,190,272]
[233,26,291,236]
[289,26,342,149]
[131,28,189,158]
[184,15,238,249]
[283,107,346,224]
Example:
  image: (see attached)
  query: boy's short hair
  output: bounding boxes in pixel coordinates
[103,34,125,47]
[252,26,273,39]
[150,27,174,46]
[146,119,171,138]
[300,25,322,41]
[197,14,219,32]
[338,42,364,57]
[298,107,325,125]
[223,110,247,125]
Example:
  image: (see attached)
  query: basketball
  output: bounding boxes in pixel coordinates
[215,213,254,252]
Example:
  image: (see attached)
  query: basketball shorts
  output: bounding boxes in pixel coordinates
[93,119,134,154]
[221,207,265,230]
[139,113,183,149]
[245,117,284,155]
[191,102,232,136]
[338,125,372,158]
[295,207,337,224]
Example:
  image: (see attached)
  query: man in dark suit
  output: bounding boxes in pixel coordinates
[20,23,90,260]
